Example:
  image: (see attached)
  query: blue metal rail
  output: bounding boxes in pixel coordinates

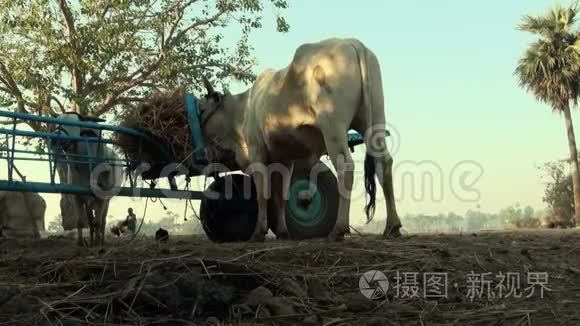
[0,110,202,199]
[0,180,204,199]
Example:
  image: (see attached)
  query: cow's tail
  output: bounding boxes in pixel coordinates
[364,152,376,222]
[352,40,377,223]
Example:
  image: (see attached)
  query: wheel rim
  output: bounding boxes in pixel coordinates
[288,179,325,226]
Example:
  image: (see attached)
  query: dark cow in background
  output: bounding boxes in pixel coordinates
[0,191,46,239]
[48,113,124,247]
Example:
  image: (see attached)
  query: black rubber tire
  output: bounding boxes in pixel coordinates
[199,174,258,242]
[269,161,339,239]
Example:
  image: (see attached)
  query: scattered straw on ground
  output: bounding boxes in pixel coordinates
[1,229,579,326]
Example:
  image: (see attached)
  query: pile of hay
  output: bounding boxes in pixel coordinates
[115,89,196,170]
[115,89,241,177]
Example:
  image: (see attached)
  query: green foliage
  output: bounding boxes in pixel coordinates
[47,214,64,233]
[465,209,502,231]
[499,203,523,226]
[498,203,543,228]
[540,160,574,222]
[0,0,289,126]
[514,3,580,111]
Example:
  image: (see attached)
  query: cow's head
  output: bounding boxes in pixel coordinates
[47,112,107,171]
[198,77,239,168]
[47,113,83,154]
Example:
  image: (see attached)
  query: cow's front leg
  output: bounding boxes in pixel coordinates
[85,205,95,247]
[248,159,270,242]
[95,200,110,246]
[322,129,354,241]
[76,226,84,247]
[74,199,85,247]
[270,161,293,239]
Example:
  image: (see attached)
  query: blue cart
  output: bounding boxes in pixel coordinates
[0,105,370,241]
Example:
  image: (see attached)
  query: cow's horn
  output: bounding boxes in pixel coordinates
[202,76,214,95]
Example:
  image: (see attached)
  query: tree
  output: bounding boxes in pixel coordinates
[540,160,575,224]
[465,209,489,231]
[499,204,523,226]
[0,0,289,125]
[0,0,288,226]
[523,205,535,219]
[47,215,64,233]
[444,212,464,232]
[514,3,580,225]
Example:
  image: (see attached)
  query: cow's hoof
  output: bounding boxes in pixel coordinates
[382,225,402,239]
[327,231,346,242]
[249,232,266,242]
[276,230,290,240]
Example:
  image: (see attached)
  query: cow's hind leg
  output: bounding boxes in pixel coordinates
[321,124,354,241]
[364,125,402,238]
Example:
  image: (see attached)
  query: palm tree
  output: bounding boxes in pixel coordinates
[515,3,580,227]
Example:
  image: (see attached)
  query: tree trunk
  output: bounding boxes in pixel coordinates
[562,104,580,227]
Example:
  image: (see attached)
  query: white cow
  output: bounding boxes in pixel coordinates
[0,191,46,239]
[48,113,123,247]
[199,38,401,241]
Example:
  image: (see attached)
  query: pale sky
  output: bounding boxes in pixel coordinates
[2,0,577,229]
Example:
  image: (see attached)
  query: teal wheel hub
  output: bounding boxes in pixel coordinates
[268,160,338,239]
[288,179,325,226]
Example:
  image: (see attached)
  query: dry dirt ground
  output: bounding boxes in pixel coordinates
[0,229,579,326]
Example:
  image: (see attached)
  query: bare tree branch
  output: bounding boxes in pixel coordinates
[0,119,26,125]
[0,75,11,90]
[100,4,111,20]
[166,0,198,43]
[94,61,240,116]
[0,61,22,97]
[51,96,65,113]
[166,8,230,49]
[57,0,83,112]
[117,97,146,103]
[0,86,12,95]
[57,0,76,36]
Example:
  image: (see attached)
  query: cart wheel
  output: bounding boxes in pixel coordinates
[269,160,339,239]
[199,174,257,242]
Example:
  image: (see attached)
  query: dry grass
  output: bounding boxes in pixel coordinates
[1,229,579,325]
[115,89,194,168]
